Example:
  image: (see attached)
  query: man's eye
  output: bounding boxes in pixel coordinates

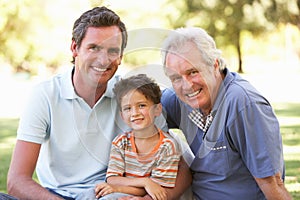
[171,76,182,83]
[89,46,100,52]
[190,70,198,76]
[108,48,120,56]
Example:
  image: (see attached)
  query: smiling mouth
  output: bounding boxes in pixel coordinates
[92,66,109,72]
[131,117,144,122]
[186,89,201,98]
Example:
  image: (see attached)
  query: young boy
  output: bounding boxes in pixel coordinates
[77,74,180,200]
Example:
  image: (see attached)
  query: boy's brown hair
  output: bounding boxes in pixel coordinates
[113,74,161,109]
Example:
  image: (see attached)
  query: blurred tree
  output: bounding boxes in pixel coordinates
[263,0,300,29]
[165,0,299,73]
[0,0,36,72]
[0,0,89,75]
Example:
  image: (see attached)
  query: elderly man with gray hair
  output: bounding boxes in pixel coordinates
[161,27,291,200]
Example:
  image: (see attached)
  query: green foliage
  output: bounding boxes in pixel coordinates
[263,0,300,28]
[165,0,271,42]
[164,0,300,73]
[0,0,90,74]
[1,0,299,74]
[0,0,35,68]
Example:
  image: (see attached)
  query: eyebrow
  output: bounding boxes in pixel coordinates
[87,43,120,50]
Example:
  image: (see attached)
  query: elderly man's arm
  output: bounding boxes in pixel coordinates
[164,157,192,200]
[255,172,292,200]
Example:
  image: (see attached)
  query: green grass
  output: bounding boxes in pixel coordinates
[0,118,19,193]
[273,102,300,199]
[0,103,299,198]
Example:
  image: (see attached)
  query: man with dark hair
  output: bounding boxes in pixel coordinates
[7,6,128,200]
[5,7,191,200]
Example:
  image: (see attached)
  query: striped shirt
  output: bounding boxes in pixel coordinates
[106,129,180,187]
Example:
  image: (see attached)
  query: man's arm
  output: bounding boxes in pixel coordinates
[165,157,192,200]
[7,140,63,200]
[255,172,292,200]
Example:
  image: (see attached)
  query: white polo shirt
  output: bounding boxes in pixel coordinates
[17,67,129,198]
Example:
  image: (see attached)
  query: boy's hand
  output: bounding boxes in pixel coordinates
[143,178,167,200]
[95,182,116,198]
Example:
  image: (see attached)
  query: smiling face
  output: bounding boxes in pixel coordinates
[71,26,123,88]
[120,90,162,132]
[165,42,222,115]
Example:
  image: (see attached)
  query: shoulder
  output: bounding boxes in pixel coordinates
[33,68,72,97]
[112,131,132,146]
[160,131,180,154]
[161,88,178,103]
[225,72,270,109]
[161,88,187,113]
[105,75,121,97]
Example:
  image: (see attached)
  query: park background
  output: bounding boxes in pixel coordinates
[0,0,299,199]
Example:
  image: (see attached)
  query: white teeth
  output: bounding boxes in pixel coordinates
[93,67,107,72]
[131,117,143,122]
[187,90,200,97]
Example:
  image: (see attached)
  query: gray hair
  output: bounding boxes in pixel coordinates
[161,27,226,71]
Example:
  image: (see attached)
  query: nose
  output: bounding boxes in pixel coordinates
[131,106,140,116]
[97,51,110,66]
[182,76,193,90]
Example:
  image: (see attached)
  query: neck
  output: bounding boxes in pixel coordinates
[202,71,225,115]
[72,71,107,108]
[133,126,158,140]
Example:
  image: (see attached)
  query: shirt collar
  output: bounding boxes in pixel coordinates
[60,66,120,100]
[60,67,76,99]
[188,68,234,132]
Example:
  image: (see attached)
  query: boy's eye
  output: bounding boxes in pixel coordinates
[139,104,146,108]
[122,107,131,112]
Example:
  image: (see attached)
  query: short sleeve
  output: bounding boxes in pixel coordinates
[106,138,126,179]
[150,137,180,187]
[229,102,283,178]
[17,83,51,143]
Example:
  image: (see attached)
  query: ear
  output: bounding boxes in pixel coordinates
[214,59,219,69]
[120,110,126,121]
[154,103,163,117]
[116,54,123,66]
[70,40,78,58]
[213,59,220,76]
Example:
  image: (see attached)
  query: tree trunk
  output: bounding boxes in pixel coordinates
[237,32,244,73]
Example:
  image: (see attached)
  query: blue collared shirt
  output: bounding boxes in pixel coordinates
[161,68,284,200]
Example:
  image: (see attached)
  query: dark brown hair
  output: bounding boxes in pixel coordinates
[71,6,127,63]
[113,74,162,109]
